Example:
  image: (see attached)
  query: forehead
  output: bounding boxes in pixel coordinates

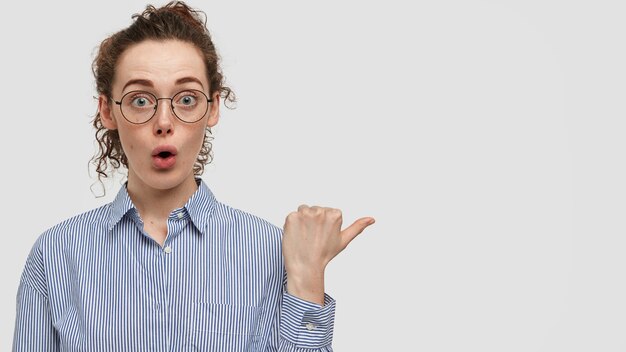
[113,39,208,92]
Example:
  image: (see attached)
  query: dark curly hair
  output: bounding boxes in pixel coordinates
[91,1,235,187]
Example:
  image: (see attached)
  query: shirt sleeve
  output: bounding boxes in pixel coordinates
[13,239,59,352]
[277,291,336,352]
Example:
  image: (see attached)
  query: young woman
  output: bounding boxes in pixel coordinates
[13,2,374,351]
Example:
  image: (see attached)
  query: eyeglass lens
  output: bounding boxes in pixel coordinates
[120,90,209,123]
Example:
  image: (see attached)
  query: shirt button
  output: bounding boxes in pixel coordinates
[305,323,316,331]
[164,246,172,254]
[177,213,184,219]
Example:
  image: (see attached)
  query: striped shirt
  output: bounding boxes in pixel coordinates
[13,179,336,351]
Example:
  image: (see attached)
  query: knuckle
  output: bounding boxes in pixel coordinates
[329,208,342,218]
[309,206,323,216]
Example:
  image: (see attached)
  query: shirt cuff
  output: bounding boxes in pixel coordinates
[280,291,336,348]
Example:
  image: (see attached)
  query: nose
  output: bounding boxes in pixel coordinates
[153,98,174,136]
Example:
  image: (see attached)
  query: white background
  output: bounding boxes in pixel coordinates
[1,0,624,351]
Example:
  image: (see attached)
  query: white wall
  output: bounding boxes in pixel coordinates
[1,0,624,351]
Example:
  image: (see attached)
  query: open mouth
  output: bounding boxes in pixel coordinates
[152,145,178,157]
[152,145,178,169]
[157,151,173,158]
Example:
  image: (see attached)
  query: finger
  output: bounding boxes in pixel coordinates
[297,204,309,212]
[283,211,298,225]
[340,217,375,246]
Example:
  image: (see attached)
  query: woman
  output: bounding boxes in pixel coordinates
[13,2,374,351]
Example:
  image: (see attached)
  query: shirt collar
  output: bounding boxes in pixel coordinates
[183,178,217,233]
[107,178,217,233]
[108,183,135,231]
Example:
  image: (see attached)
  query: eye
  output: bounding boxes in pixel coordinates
[132,97,150,107]
[176,91,198,107]
[124,92,155,108]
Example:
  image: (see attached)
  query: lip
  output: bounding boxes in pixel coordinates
[152,145,178,170]
[152,145,178,157]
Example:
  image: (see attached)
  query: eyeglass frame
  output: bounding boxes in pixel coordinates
[113,89,213,124]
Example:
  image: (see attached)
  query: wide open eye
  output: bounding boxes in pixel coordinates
[132,96,150,107]
[123,92,156,109]
[171,90,209,122]
[175,92,198,107]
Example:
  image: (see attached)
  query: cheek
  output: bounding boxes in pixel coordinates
[192,128,207,147]
[187,129,207,160]
[116,129,137,156]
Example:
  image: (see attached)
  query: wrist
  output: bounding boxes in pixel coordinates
[286,267,325,305]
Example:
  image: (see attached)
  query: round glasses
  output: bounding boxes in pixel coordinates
[113,89,212,124]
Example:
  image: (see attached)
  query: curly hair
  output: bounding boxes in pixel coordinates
[91,1,235,186]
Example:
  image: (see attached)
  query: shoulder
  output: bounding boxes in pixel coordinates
[35,203,114,248]
[20,203,113,294]
[212,200,283,239]
[208,201,285,272]
[25,203,115,273]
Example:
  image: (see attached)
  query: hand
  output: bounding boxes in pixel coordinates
[282,205,375,305]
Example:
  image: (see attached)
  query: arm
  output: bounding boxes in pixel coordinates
[13,241,58,352]
[266,272,336,352]
[278,205,374,350]
[277,291,335,351]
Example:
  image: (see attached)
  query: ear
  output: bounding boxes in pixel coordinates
[206,92,220,128]
[99,95,118,130]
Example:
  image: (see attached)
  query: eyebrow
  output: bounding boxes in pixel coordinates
[122,76,205,92]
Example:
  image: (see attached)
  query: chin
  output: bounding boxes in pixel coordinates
[130,166,196,192]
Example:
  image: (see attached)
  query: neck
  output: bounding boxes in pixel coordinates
[126,172,199,222]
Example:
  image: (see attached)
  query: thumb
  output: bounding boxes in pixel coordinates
[340,217,375,246]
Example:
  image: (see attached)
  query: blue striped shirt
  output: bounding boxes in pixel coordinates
[13,179,336,351]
